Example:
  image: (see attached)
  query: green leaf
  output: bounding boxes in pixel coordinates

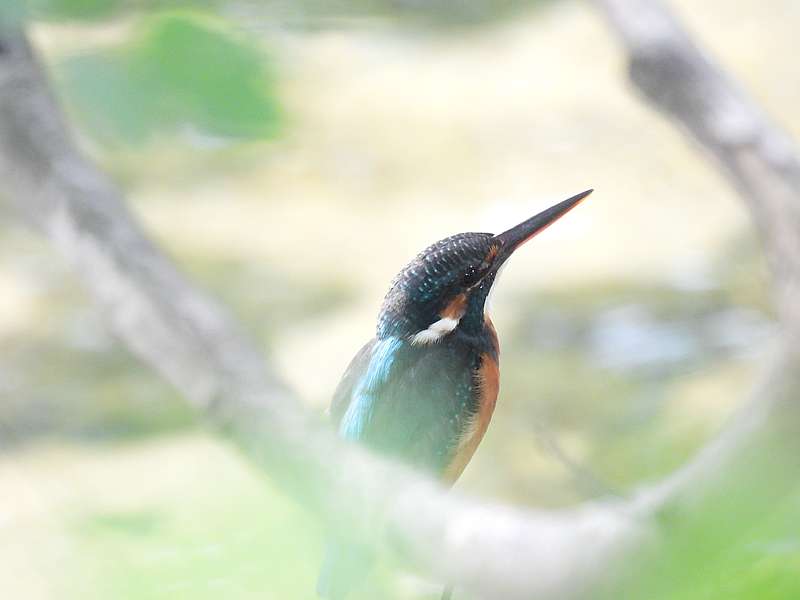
[57,11,281,145]
[25,0,124,21]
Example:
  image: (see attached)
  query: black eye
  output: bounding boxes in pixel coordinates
[462,265,481,288]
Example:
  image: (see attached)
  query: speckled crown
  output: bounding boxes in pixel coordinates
[378,232,494,338]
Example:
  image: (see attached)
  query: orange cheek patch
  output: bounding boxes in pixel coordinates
[441,293,468,320]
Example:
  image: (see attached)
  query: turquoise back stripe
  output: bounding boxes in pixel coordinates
[339,337,403,440]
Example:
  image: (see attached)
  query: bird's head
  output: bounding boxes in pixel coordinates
[377,189,592,344]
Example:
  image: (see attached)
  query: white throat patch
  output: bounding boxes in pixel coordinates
[411,317,460,345]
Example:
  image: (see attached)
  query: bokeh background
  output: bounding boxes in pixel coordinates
[1,0,798,598]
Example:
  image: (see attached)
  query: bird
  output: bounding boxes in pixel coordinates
[318,189,593,599]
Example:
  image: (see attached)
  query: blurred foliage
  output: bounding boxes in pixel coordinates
[599,442,800,600]
[273,0,555,27]
[183,254,356,341]
[0,230,354,445]
[19,0,554,27]
[26,0,126,21]
[472,233,775,505]
[55,11,281,146]
[18,0,223,22]
[62,437,324,600]
[0,334,195,442]
[13,432,799,600]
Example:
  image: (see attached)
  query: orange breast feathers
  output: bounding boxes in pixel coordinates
[443,348,500,484]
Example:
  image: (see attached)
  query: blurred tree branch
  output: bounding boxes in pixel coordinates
[594,0,800,346]
[1,0,800,597]
[593,0,800,517]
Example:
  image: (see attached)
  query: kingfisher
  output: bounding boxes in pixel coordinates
[318,189,592,599]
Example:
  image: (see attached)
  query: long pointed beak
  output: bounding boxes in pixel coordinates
[492,189,592,260]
